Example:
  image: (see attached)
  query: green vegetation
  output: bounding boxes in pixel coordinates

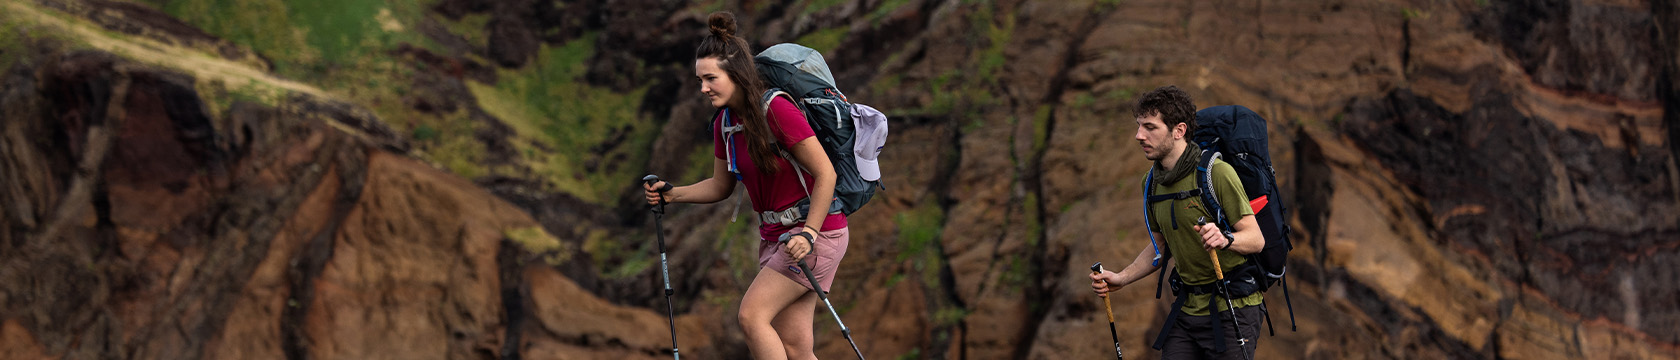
[895,199,946,286]
[162,0,431,78]
[868,0,915,26]
[794,26,848,55]
[153,0,517,183]
[1023,193,1042,246]
[580,228,657,279]
[438,12,491,49]
[894,348,923,360]
[680,147,718,185]
[163,0,315,73]
[997,255,1031,293]
[0,16,27,72]
[997,192,1043,293]
[1402,7,1424,20]
[802,0,850,16]
[467,33,656,205]
[419,109,489,179]
[869,73,901,97]
[933,306,969,325]
[884,272,907,288]
[1074,93,1096,108]
[715,211,760,287]
[0,7,92,72]
[906,4,1013,120]
[1031,105,1052,153]
[917,69,961,116]
[694,0,728,15]
[506,226,572,266]
[976,11,1013,77]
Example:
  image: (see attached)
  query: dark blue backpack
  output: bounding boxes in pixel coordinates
[1193,105,1291,284]
[1193,105,1296,332]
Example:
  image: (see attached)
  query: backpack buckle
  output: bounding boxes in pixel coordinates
[757,198,845,227]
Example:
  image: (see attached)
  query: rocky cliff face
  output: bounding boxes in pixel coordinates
[2,0,1676,359]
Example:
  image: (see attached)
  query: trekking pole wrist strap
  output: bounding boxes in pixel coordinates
[1222,230,1234,250]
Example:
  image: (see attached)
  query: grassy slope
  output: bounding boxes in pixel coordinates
[150,0,657,206]
[0,0,573,257]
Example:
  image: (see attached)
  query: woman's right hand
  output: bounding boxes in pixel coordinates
[644,181,670,205]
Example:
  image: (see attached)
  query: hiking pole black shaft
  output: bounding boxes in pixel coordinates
[1202,218,1251,360]
[643,175,680,360]
[780,232,866,360]
[1090,263,1123,360]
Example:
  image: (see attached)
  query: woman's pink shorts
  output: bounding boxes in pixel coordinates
[758,227,850,291]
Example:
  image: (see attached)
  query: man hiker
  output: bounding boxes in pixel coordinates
[1089,85,1265,359]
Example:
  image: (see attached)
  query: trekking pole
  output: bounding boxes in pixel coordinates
[1090,263,1124,360]
[779,232,866,360]
[642,175,680,360]
[1200,217,1251,360]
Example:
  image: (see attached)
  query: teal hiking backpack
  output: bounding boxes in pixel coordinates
[717,43,887,216]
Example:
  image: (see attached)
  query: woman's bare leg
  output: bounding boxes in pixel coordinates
[740,268,811,359]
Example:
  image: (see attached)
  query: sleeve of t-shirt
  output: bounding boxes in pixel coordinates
[1212,161,1255,222]
[766,96,815,148]
[712,110,726,160]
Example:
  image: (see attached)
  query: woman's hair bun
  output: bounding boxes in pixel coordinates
[708,12,737,39]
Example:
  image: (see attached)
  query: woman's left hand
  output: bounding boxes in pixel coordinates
[784,226,816,262]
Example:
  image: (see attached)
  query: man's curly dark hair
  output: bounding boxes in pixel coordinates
[1133,85,1196,135]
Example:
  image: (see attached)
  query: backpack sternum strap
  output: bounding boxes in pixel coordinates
[1147,189,1201,203]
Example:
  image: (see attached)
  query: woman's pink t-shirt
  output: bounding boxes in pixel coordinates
[713,96,848,241]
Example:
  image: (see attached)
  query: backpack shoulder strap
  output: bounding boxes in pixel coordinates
[759,88,814,197]
[1143,169,1155,231]
[718,108,743,179]
[1196,150,1231,231]
[1143,169,1167,267]
[761,89,796,116]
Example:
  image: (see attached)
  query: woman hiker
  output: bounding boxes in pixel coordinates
[643,11,850,360]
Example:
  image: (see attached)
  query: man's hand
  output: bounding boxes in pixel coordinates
[1090,269,1123,298]
[1195,223,1229,251]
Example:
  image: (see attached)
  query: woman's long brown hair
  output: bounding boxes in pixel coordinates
[697,11,781,174]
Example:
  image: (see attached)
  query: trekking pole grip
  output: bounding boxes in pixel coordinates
[642,174,673,206]
[1198,217,1225,280]
[1091,262,1116,323]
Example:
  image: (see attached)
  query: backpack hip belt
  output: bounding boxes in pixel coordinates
[759,197,845,226]
[1168,263,1265,299]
